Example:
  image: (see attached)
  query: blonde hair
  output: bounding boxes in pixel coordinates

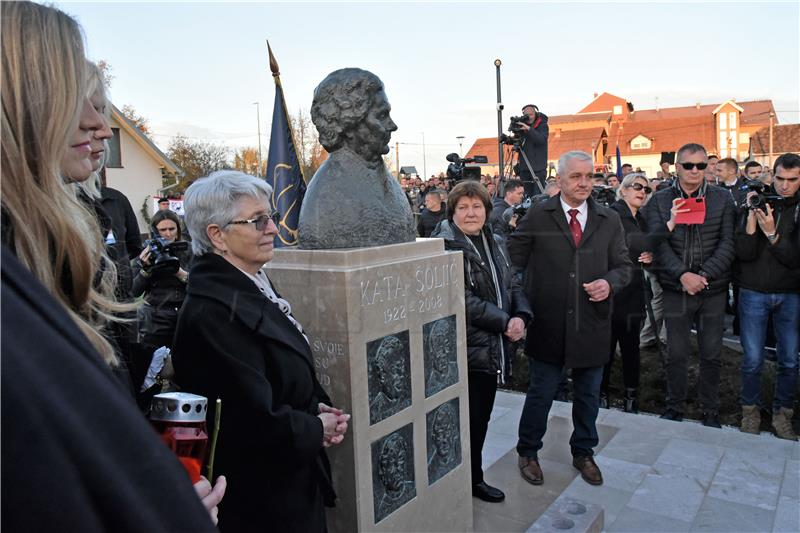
[74,61,109,199]
[1,2,124,365]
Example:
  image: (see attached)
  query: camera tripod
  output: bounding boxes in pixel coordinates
[503,140,545,198]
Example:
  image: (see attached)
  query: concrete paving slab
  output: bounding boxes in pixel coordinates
[772,495,800,533]
[494,390,526,409]
[526,498,603,533]
[708,448,784,511]
[479,451,578,527]
[780,460,799,501]
[482,431,516,470]
[690,496,775,532]
[488,409,522,437]
[650,461,716,490]
[627,471,706,523]
[592,456,651,492]
[655,438,723,475]
[490,405,512,423]
[560,477,632,525]
[599,427,670,466]
[606,505,692,533]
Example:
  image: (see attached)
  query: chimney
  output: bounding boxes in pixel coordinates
[695,102,701,110]
[554,129,562,138]
[593,92,598,99]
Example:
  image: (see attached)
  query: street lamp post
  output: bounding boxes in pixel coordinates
[421,131,427,178]
[456,135,465,156]
[253,102,262,177]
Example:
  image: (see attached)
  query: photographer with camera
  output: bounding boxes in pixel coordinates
[489,179,524,238]
[514,105,549,195]
[131,210,192,395]
[735,153,800,440]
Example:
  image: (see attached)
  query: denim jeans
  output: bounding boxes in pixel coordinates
[739,289,800,411]
[663,290,726,413]
[517,359,603,459]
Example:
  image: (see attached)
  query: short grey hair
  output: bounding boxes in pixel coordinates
[616,173,650,200]
[557,151,594,177]
[184,170,272,256]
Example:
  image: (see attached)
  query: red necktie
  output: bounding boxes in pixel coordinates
[568,209,582,246]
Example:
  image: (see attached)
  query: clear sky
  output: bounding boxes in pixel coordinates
[55,0,799,175]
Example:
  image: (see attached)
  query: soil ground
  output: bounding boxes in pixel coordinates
[503,337,800,435]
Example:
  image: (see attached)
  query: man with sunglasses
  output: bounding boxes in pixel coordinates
[644,143,736,428]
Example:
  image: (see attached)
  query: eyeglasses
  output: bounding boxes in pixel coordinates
[227,212,280,231]
[678,162,708,170]
[626,183,653,194]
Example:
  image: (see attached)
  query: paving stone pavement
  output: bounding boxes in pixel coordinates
[474,390,800,532]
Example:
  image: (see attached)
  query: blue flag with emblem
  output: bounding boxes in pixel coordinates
[265,42,306,247]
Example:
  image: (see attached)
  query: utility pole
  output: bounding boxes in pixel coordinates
[395,142,400,177]
[421,131,427,178]
[253,102,262,177]
[456,135,465,156]
[769,111,775,167]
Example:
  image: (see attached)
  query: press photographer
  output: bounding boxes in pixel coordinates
[502,104,549,195]
[734,153,800,440]
[131,210,192,397]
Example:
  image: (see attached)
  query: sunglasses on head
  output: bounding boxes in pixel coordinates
[678,162,708,170]
[626,183,653,194]
[227,212,280,231]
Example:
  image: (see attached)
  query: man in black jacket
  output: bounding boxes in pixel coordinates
[735,153,800,440]
[417,188,446,237]
[643,143,736,427]
[516,105,549,195]
[489,179,524,238]
[509,150,632,487]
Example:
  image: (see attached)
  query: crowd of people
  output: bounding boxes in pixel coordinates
[2,2,798,530]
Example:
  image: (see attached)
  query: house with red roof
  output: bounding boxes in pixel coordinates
[466,92,784,178]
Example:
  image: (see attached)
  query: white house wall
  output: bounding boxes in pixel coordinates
[105,118,165,234]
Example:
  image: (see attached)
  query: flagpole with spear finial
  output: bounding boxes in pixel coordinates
[266,41,306,185]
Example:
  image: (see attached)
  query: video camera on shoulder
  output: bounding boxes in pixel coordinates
[739,179,784,213]
[142,237,189,275]
[591,185,616,207]
[445,153,488,182]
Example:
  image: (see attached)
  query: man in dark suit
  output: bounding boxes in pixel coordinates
[508,150,632,487]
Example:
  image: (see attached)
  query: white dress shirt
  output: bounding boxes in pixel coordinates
[560,197,588,231]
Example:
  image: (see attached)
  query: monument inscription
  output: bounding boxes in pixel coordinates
[366,331,411,425]
[423,315,458,397]
[426,399,461,486]
[371,424,416,523]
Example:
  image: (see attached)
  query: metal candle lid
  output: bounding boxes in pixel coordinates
[150,392,208,423]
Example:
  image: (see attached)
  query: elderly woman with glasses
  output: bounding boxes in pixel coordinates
[172,170,349,533]
[600,173,654,413]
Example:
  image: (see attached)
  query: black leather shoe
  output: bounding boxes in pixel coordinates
[702,412,722,428]
[472,482,505,503]
[660,408,683,421]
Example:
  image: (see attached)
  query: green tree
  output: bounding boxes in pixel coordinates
[121,104,150,135]
[167,135,230,191]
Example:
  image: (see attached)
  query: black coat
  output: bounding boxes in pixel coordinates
[507,195,633,368]
[734,194,800,293]
[417,206,446,238]
[1,246,214,533]
[101,186,142,297]
[431,221,532,379]
[643,182,735,294]
[519,113,549,178]
[609,200,651,323]
[172,253,334,533]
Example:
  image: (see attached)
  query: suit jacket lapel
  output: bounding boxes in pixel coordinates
[580,201,605,247]
[545,197,577,250]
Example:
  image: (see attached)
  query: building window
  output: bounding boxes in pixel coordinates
[106,128,122,168]
[721,149,728,158]
[719,113,727,129]
[720,132,727,150]
[739,132,749,144]
[729,131,737,149]
[631,136,651,150]
[613,105,623,115]
[729,112,736,128]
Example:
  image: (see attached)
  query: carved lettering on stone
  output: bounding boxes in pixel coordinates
[367,331,411,425]
[423,315,458,398]
[426,399,461,485]
[371,424,416,523]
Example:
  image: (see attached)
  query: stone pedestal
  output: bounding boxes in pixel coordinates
[266,239,473,532]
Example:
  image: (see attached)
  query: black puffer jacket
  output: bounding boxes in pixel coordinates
[643,182,735,294]
[432,220,532,379]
